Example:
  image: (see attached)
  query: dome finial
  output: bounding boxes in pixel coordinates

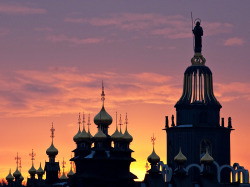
[151,134,156,149]
[101,80,105,106]
[147,135,160,165]
[82,112,85,130]
[87,114,93,138]
[50,122,55,144]
[78,113,81,130]
[119,114,123,134]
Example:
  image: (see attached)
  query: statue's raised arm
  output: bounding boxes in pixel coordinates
[193,21,203,53]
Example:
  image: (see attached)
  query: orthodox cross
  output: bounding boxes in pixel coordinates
[50,122,55,143]
[145,162,149,171]
[15,152,20,169]
[101,81,105,106]
[119,114,123,133]
[19,158,22,172]
[125,113,128,126]
[29,149,36,165]
[151,134,156,146]
[62,158,66,173]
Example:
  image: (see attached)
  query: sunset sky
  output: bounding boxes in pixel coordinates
[0,0,250,182]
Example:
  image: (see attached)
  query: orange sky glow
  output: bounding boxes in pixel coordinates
[0,0,250,183]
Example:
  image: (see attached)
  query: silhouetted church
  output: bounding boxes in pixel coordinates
[4,21,250,187]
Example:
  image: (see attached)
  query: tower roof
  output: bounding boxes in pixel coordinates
[147,147,160,165]
[6,169,14,181]
[67,167,74,177]
[121,113,133,142]
[174,147,187,164]
[94,106,113,126]
[60,172,68,180]
[111,112,123,141]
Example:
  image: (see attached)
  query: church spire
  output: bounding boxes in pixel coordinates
[101,80,105,106]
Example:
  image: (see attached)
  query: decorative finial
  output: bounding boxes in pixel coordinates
[116,112,118,129]
[15,152,20,169]
[62,158,66,173]
[29,149,36,165]
[145,162,149,171]
[87,114,91,132]
[192,18,203,53]
[101,81,105,106]
[82,112,85,130]
[125,113,128,126]
[119,114,123,133]
[78,113,81,129]
[165,116,169,129]
[151,134,156,147]
[50,122,55,143]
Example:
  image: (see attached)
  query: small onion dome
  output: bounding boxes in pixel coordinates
[88,130,93,139]
[174,147,187,164]
[67,167,74,177]
[111,127,122,141]
[60,172,68,180]
[121,126,133,142]
[46,142,58,156]
[94,106,113,126]
[36,163,44,175]
[201,148,214,164]
[78,128,89,142]
[6,169,14,181]
[73,128,81,143]
[147,148,160,165]
[94,127,106,141]
[28,164,36,175]
[13,167,21,178]
[19,174,24,181]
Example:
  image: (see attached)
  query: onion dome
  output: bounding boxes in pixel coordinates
[28,164,36,175]
[6,169,14,181]
[94,127,106,141]
[174,147,187,164]
[78,127,90,142]
[60,172,68,180]
[201,148,214,164]
[13,167,21,178]
[94,106,113,126]
[122,126,133,142]
[147,148,160,165]
[36,162,44,175]
[88,129,93,139]
[73,128,81,143]
[67,167,74,177]
[46,142,58,156]
[19,174,24,181]
[111,127,122,141]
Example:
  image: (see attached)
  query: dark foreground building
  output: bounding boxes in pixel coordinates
[4,22,250,187]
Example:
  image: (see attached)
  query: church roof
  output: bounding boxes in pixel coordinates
[13,167,21,178]
[94,106,113,126]
[36,162,44,175]
[94,127,106,141]
[201,148,214,164]
[60,172,68,180]
[28,164,36,175]
[67,167,74,177]
[122,126,133,142]
[147,147,160,165]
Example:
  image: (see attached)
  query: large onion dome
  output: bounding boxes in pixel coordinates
[28,164,36,175]
[13,167,21,178]
[46,142,58,156]
[94,106,113,126]
[94,127,106,141]
[36,162,44,175]
[147,148,160,165]
[174,147,187,164]
[6,169,14,181]
[201,148,214,164]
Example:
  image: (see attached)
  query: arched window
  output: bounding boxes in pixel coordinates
[200,139,212,158]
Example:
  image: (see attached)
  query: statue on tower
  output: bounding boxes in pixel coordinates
[193,20,203,53]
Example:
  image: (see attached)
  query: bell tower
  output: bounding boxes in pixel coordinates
[165,20,232,182]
